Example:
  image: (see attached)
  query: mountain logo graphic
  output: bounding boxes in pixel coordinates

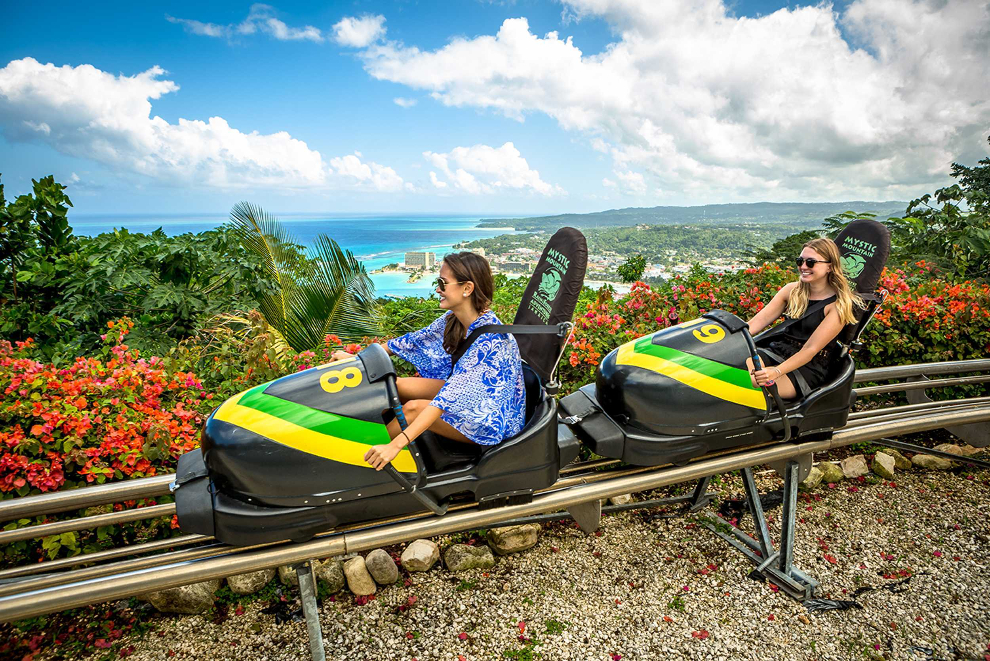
[841,253,866,278]
[538,267,562,301]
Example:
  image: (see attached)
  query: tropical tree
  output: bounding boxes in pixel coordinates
[885,136,990,279]
[617,253,647,283]
[223,202,378,358]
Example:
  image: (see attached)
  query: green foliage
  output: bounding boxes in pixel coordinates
[377,293,444,338]
[0,175,78,353]
[617,253,647,282]
[885,136,990,279]
[228,202,378,351]
[59,227,273,355]
[744,229,823,267]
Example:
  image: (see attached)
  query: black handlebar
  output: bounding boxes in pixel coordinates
[741,327,791,443]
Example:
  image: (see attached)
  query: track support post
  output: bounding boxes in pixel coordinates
[704,459,818,601]
[294,560,326,661]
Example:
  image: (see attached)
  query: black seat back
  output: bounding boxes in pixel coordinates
[522,362,544,423]
[833,219,891,346]
[512,227,587,383]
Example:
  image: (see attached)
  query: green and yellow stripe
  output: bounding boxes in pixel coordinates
[213,384,416,473]
[616,335,766,410]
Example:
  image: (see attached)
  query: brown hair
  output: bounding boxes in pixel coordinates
[786,237,863,325]
[441,252,495,354]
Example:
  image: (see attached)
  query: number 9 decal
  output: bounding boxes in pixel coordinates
[320,366,363,393]
[692,324,725,344]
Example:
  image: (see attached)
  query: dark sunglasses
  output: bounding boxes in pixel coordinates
[433,276,468,292]
[795,257,830,268]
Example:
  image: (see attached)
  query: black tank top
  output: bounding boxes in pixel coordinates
[781,295,836,345]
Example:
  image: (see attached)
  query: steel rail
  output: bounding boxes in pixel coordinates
[847,396,990,420]
[1,405,988,623]
[854,374,990,398]
[2,359,984,526]
[0,534,211,582]
[842,399,990,429]
[0,474,174,523]
[0,504,176,546]
[853,359,990,382]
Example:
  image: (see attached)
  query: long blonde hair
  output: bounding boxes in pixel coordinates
[786,238,863,325]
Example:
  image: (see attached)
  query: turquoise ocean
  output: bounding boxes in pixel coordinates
[71,213,521,298]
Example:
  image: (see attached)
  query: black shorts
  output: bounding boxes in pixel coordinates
[757,339,833,398]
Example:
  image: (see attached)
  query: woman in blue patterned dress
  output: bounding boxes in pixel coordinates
[334,252,526,471]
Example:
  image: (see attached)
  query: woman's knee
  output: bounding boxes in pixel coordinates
[402,399,429,419]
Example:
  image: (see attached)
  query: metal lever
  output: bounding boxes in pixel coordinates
[382,465,447,516]
[743,328,791,442]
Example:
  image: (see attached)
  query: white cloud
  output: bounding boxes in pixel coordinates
[332,15,386,48]
[353,1,990,202]
[423,142,563,196]
[611,170,647,195]
[167,4,324,43]
[429,171,448,189]
[0,57,327,189]
[329,152,407,192]
[393,97,417,108]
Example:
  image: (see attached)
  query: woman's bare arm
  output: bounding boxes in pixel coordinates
[363,404,443,470]
[747,282,796,336]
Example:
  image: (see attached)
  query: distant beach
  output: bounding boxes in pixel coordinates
[71,213,522,297]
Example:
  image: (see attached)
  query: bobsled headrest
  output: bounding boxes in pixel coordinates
[833,219,890,295]
[513,227,588,383]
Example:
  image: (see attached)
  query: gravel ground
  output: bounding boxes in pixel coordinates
[62,464,990,661]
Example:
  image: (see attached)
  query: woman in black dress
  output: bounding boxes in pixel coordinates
[746,238,863,399]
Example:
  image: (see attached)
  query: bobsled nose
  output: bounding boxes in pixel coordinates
[173,450,216,539]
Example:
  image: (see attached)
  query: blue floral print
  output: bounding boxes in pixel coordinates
[386,310,525,445]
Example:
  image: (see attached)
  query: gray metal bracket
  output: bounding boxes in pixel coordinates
[294,560,326,661]
[703,462,819,601]
[907,375,990,447]
[566,499,602,533]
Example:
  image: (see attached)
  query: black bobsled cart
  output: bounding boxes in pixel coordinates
[559,219,891,467]
[173,228,588,546]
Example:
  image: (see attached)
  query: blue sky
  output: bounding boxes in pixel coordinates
[1,0,987,216]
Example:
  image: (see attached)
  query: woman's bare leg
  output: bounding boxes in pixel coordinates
[396,377,445,403]
[386,399,473,443]
[745,357,798,399]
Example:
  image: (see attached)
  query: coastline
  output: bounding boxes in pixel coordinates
[70,214,524,298]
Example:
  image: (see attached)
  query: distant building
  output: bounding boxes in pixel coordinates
[404,251,436,270]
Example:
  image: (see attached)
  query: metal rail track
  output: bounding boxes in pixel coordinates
[0,359,986,623]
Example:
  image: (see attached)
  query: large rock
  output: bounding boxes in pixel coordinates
[872,453,896,480]
[799,466,824,491]
[819,461,845,484]
[365,549,399,585]
[912,454,954,470]
[840,454,869,479]
[317,559,346,593]
[932,443,984,457]
[487,524,541,556]
[144,579,220,614]
[343,556,377,596]
[444,544,496,572]
[882,448,913,470]
[608,494,634,506]
[226,568,276,595]
[400,539,440,572]
[278,564,300,587]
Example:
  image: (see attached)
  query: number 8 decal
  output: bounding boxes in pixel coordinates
[320,366,363,393]
[692,324,725,344]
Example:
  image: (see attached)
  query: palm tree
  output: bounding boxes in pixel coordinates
[224,202,378,356]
